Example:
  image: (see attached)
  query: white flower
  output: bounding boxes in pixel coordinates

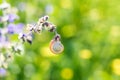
[26,24,34,31]
[18,33,25,39]
[12,42,24,55]
[0,2,10,10]
[6,53,14,62]
[1,15,9,22]
[0,53,5,67]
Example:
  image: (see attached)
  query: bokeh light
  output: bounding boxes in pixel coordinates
[112,59,120,75]
[61,68,74,79]
[79,49,92,59]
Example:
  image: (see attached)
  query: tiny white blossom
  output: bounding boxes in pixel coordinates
[43,15,49,21]
[26,24,34,31]
[1,15,9,22]
[0,53,5,67]
[18,33,24,39]
[2,62,8,69]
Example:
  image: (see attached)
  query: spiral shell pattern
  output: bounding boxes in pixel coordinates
[50,40,64,54]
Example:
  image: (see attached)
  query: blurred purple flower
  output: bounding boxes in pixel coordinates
[8,14,19,22]
[0,17,2,22]
[7,23,24,34]
[0,36,7,42]
[0,29,2,36]
[0,29,7,42]
[15,23,24,33]
[7,23,15,34]
[0,68,6,77]
[0,34,10,48]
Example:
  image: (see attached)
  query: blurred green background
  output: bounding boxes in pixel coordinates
[1,0,120,80]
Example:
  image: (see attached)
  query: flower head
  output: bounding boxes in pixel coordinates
[0,68,7,77]
[8,13,19,22]
[7,23,24,34]
[0,2,10,10]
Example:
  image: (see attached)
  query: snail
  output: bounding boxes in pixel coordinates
[49,40,64,54]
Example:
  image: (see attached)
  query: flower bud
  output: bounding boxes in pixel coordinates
[42,21,49,27]
[38,17,44,23]
[36,24,43,33]
[26,24,34,31]
[18,33,26,43]
[26,32,33,44]
[49,26,56,32]
[43,15,49,21]
[54,34,61,41]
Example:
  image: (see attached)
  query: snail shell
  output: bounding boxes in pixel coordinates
[50,40,64,54]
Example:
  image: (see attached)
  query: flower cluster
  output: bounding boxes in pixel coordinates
[19,15,64,54]
[0,1,24,76]
[0,0,64,77]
